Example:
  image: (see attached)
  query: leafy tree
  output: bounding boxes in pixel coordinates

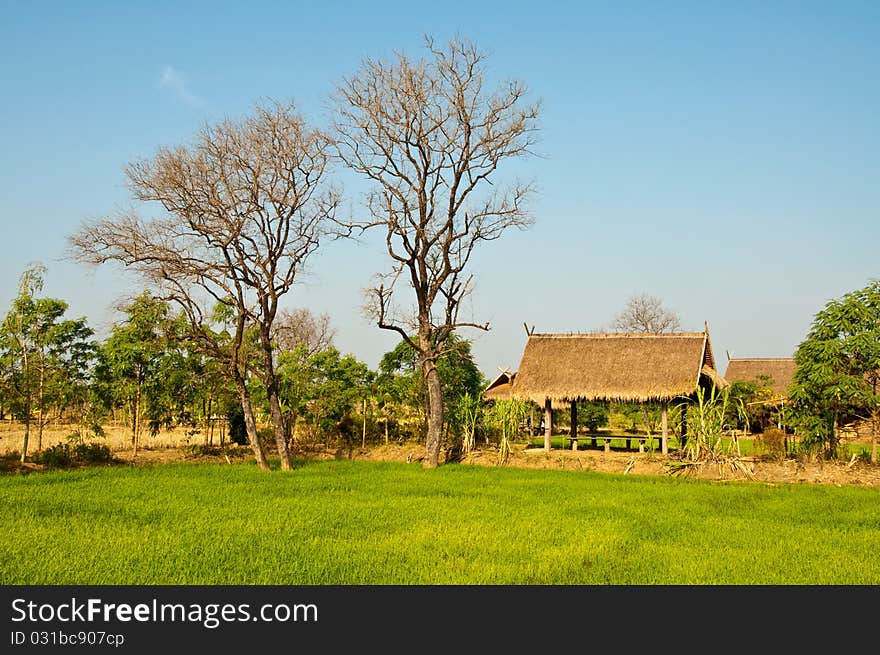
[376,335,485,445]
[95,292,183,455]
[790,280,880,462]
[0,264,97,463]
[276,345,374,444]
[577,401,610,433]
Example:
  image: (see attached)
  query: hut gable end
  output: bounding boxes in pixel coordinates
[483,369,516,401]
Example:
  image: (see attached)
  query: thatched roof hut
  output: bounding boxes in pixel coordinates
[509,328,726,406]
[723,358,796,399]
[483,369,516,402]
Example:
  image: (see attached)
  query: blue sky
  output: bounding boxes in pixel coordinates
[1,1,877,378]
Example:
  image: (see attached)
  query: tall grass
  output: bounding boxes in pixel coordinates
[2,460,879,585]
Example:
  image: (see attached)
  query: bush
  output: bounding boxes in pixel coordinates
[73,442,112,464]
[183,444,249,459]
[226,406,248,445]
[32,442,113,468]
[33,444,74,468]
[753,428,787,461]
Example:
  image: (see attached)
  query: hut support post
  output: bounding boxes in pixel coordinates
[570,401,578,450]
[661,402,669,454]
[543,398,552,453]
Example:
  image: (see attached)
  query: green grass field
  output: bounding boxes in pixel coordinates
[2,459,879,585]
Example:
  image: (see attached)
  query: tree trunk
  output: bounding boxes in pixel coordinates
[207,396,213,446]
[422,362,444,468]
[260,327,293,471]
[831,411,839,459]
[37,364,45,451]
[20,397,31,466]
[19,348,31,465]
[237,381,269,471]
[132,385,141,458]
[267,387,291,470]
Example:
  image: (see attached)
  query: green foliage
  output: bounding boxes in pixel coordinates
[485,398,531,465]
[614,401,643,433]
[451,391,482,458]
[726,379,780,433]
[95,292,204,442]
[277,344,374,442]
[31,443,74,468]
[31,441,113,468]
[683,385,744,458]
[666,385,752,478]
[72,442,112,464]
[375,334,485,440]
[790,279,880,458]
[577,401,610,433]
[0,264,99,458]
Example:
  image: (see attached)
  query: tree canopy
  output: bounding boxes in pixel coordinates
[790,279,880,462]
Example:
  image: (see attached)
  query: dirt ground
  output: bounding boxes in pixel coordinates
[95,439,880,488]
[3,420,878,487]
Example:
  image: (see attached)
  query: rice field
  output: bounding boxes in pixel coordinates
[2,458,879,585]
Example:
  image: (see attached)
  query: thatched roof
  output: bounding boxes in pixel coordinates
[509,329,726,405]
[483,370,516,402]
[723,358,796,397]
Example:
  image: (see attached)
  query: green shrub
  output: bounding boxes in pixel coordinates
[73,442,113,464]
[185,444,217,457]
[33,444,74,468]
[32,442,112,468]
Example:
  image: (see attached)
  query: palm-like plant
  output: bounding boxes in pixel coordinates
[487,399,531,465]
[666,385,753,478]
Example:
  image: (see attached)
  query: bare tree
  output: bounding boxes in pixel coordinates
[69,101,339,471]
[612,294,682,333]
[332,36,540,468]
[272,308,335,356]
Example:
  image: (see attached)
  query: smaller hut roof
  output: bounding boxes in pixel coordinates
[483,369,516,402]
[723,358,796,398]
[509,329,726,405]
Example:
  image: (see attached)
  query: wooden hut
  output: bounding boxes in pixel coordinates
[508,324,726,453]
[723,358,796,401]
[723,357,796,431]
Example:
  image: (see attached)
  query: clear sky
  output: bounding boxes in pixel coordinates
[1,1,877,379]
